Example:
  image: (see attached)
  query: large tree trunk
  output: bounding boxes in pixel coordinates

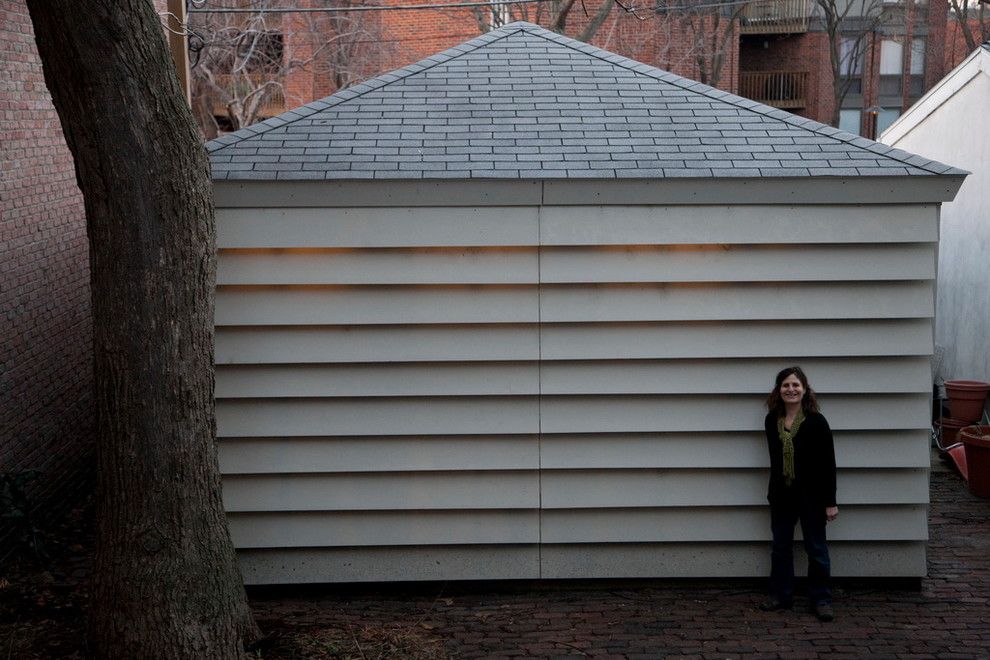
[26,2,258,657]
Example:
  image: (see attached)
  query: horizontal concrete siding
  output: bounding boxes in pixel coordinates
[214,202,938,584]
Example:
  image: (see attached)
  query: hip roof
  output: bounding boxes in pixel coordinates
[207,21,964,181]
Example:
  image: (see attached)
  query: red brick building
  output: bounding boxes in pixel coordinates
[212,0,967,138]
[1,0,95,529]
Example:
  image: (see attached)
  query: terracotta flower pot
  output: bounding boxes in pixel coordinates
[960,425,990,499]
[940,417,971,446]
[944,380,990,423]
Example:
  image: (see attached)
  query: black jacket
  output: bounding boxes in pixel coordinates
[765,411,837,508]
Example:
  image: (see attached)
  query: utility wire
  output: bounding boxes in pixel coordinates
[190,0,552,14]
[188,0,791,15]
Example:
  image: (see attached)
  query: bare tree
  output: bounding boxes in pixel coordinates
[473,0,618,42]
[190,6,289,135]
[816,0,889,126]
[26,0,259,655]
[189,0,394,136]
[949,0,990,53]
[630,0,744,88]
[678,0,747,87]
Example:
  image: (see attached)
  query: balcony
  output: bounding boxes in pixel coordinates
[739,70,809,109]
[739,0,812,34]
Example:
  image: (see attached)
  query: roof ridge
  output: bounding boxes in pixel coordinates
[206,24,529,154]
[508,21,948,175]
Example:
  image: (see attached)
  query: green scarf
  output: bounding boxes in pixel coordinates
[777,409,804,487]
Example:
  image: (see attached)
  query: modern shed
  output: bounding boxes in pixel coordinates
[207,22,965,585]
[882,45,988,384]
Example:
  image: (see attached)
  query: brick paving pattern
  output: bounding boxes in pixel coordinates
[251,452,990,658]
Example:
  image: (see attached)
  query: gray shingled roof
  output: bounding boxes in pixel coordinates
[207,21,964,180]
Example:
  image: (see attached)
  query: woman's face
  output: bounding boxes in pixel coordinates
[779,373,805,406]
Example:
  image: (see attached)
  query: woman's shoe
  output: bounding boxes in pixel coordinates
[758,597,793,611]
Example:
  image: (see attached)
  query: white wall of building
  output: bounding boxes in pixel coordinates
[213,181,940,584]
[883,52,990,383]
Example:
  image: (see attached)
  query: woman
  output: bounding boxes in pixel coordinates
[759,366,838,622]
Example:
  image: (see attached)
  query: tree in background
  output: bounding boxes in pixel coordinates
[189,0,394,137]
[949,0,990,53]
[816,0,896,127]
[26,0,258,656]
[671,0,746,87]
[189,3,291,136]
[473,0,618,42]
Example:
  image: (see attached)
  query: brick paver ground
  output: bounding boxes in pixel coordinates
[251,452,990,658]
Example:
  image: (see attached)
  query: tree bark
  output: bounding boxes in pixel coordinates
[26,2,259,657]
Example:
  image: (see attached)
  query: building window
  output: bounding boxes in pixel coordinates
[879,39,903,98]
[839,108,862,135]
[877,108,901,134]
[840,37,864,96]
[909,38,926,98]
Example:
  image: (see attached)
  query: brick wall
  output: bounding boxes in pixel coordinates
[945,16,987,73]
[1,1,95,527]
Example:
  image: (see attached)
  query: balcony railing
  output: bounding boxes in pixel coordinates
[739,0,812,34]
[739,70,809,109]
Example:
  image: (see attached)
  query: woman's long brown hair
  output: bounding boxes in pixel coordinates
[766,366,820,418]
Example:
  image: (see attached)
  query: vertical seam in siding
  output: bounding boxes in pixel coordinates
[537,191,544,579]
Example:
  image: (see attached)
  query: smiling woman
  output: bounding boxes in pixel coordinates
[760,366,838,622]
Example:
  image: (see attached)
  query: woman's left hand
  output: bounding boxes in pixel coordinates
[825,506,839,522]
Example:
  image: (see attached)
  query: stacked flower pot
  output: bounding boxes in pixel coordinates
[945,380,990,498]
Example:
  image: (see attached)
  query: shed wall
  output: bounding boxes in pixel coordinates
[214,190,936,584]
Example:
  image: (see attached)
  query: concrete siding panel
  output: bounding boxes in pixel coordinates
[539,469,928,508]
[219,247,539,285]
[541,244,936,283]
[541,505,927,543]
[223,471,540,512]
[230,510,540,548]
[217,206,539,248]
[218,435,540,474]
[216,285,539,326]
[540,320,933,360]
[239,545,541,584]
[540,357,932,395]
[539,394,931,434]
[540,542,926,578]
[540,430,931,470]
[539,281,933,322]
[540,205,938,246]
[215,325,541,364]
[216,363,540,398]
[217,396,540,437]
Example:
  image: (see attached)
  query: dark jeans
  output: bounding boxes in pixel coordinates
[769,496,831,605]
